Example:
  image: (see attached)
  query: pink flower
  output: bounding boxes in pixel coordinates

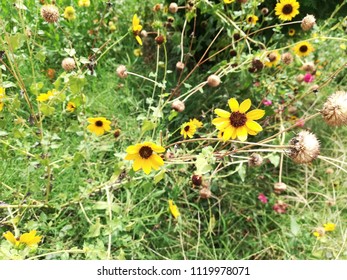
[295,118,305,127]
[304,73,314,83]
[258,193,268,204]
[273,200,288,214]
[262,99,272,106]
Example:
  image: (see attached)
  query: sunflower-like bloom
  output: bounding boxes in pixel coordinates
[293,41,314,57]
[66,101,76,112]
[275,0,300,21]
[168,200,180,219]
[3,230,42,248]
[246,15,259,25]
[265,51,280,67]
[212,98,265,141]
[0,87,6,111]
[223,0,235,3]
[125,142,165,174]
[288,28,295,36]
[37,89,58,102]
[87,117,111,136]
[132,14,143,45]
[180,118,203,139]
[64,6,76,21]
[323,222,336,232]
[78,0,90,7]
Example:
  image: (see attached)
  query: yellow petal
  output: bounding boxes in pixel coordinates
[126,144,139,154]
[212,118,230,130]
[239,99,251,113]
[150,153,164,168]
[236,126,248,141]
[142,161,152,174]
[149,143,165,153]
[133,157,144,171]
[3,231,17,245]
[246,120,263,132]
[135,35,143,46]
[223,126,234,141]
[214,108,231,118]
[228,98,239,112]
[132,14,139,27]
[246,109,265,120]
[168,200,180,219]
[231,128,237,139]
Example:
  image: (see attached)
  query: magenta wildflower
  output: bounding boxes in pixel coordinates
[303,73,314,83]
[262,99,272,106]
[258,193,268,204]
[273,201,288,214]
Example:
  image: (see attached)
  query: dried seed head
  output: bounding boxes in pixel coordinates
[251,58,264,72]
[113,129,121,139]
[155,35,165,45]
[302,62,316,73]
[192,174,202,186]
[61,57,76,71]
[301,14,316,31]
[310,84,319,93]
[176,61,185,71]
[199,187,212,199]
[171,100,185,112]
[116,65,127,78]
[237,0,248,3]
[41,4,60,23]
[288,130,320,164]
[321,91,347,126]
[140,30,148,38]
[325,168,334,174]
[281,52,293,65]
[261,7,269,15]
[165,150,175,160]
[274,182,287,194]
[169,2,179,13]
[207,74,221,87]
[296,74,305,83]
[287,105,297,114]
[152,3,163,12]
[248,153,263,167]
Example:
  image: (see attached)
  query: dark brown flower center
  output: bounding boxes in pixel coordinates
[229,112,247,127]
[139,146,153,159]
[282,4,293,15]
[299,45,308,53]
[268,53,277,62]
[247,16,253,23]
[184,125,190,132]
[95,120,103,127]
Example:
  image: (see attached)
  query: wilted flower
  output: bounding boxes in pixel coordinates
[62,57,76,71]
[288,130,320,164]
[302,62,315,73]
[192,174,203,186]
[171,100,185,112]
[281,52,293,65]
[207,74,221,87]
[321,91,347,126]
[199,187,212,199]
[273,200,288,214]
[116,65,128,78]
[301,14,316,31]
[248,153,263,167]
[176,61,185,71]
[169,2,178,13]
[265,51,280,67]
[274,182,287,194]
[258,193,268,204]
[40,4,59,23]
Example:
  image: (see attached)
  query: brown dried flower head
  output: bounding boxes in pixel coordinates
[207,74,221,87]
[61,57,76,71]
[281,52,293,65]
[116,65,128,78]
[321,91,347,126]
[302,62,315,73]
[261,7,269,15]
[169,3,179,13]
[274,182,287,194]
[171,100,185,112]
[248,153,263,167]
[301,14,316,31]
[288,130,320,164]
[176,61,185,71]
[192,174,202,186]
[296,74,305,83]
[41,4,60,23]
[199,187,212,199]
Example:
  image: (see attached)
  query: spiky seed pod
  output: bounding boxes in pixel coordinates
[281,52,293,65]
[207,74,221,87]
[41,4,60,23]
[192,175,202,186]
[199,187,212,199]
[61,57,76,71]
[321,91,347,126]
[274,182,287,194]
[248,153,263,167]
[302,62,315,73]
[169,2,178,13]
[176,61,185,71]
[301,14,316,31]
[288,130,320,164]
[116,65,127,78]
[171,100,185,112]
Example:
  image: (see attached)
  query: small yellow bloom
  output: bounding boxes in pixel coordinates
[78,0,90,7]
[293,41,314,57]
[66,101,76,112]
[181,121,197,139]
[191,118,203,128]
[323,222,336,232]
[87,117,111,136]
[168,199,180,219]
[265,51,280,67]
[132,14,143,45]
[3,230,42,248]
[288,28,296,36]
[246,15,258,25]
[64,6,76,21]
[125,142,165,174]
[0,87,6,111]
[37,89,57,102]
[134,48,143,57]
[223,0,235,3]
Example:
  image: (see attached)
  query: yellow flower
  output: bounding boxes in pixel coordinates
[212,98,265,141]
[181,121,197,139]
[246,15,258,25]
[191,118,203,128]
[132,14,143,45]
[125,142,165,174]
[324,222,336,232]
[275,0,300,21]
[265,51,280,67]
[293,41,314,57]
[3,230,42,248]
[134,48,143,57]
[223,0,235,4]
[78,0,90,7]
[87,117,111,136]
[288,28,296,36]
[168,200,180,219]
[313,229,325,240]
[36,89,57,102]
[0,87,6,111]
[64,6,76,21]
[66,101,76,112]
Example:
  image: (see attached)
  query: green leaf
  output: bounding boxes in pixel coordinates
[85,218,102,238]
[141,120,157,132]
[195,154,212,174]
[268,154,280,168]
[237,163,246,182]
[2,81,17,88]
[290,216,301,236]
[39,103,55,116]
[30,82,44,95]
[69,75,86,94]
[154,169,165,184]
[168,110,178,121]
[7,33,25,51]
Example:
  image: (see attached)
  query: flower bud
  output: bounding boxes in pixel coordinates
[61,57,76,71]
[171,100,185,112]
[116,65,127,78]
[207,74,221,87]
[176,61,185,71]
[301,14,316,31]
[169,3,178,13]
